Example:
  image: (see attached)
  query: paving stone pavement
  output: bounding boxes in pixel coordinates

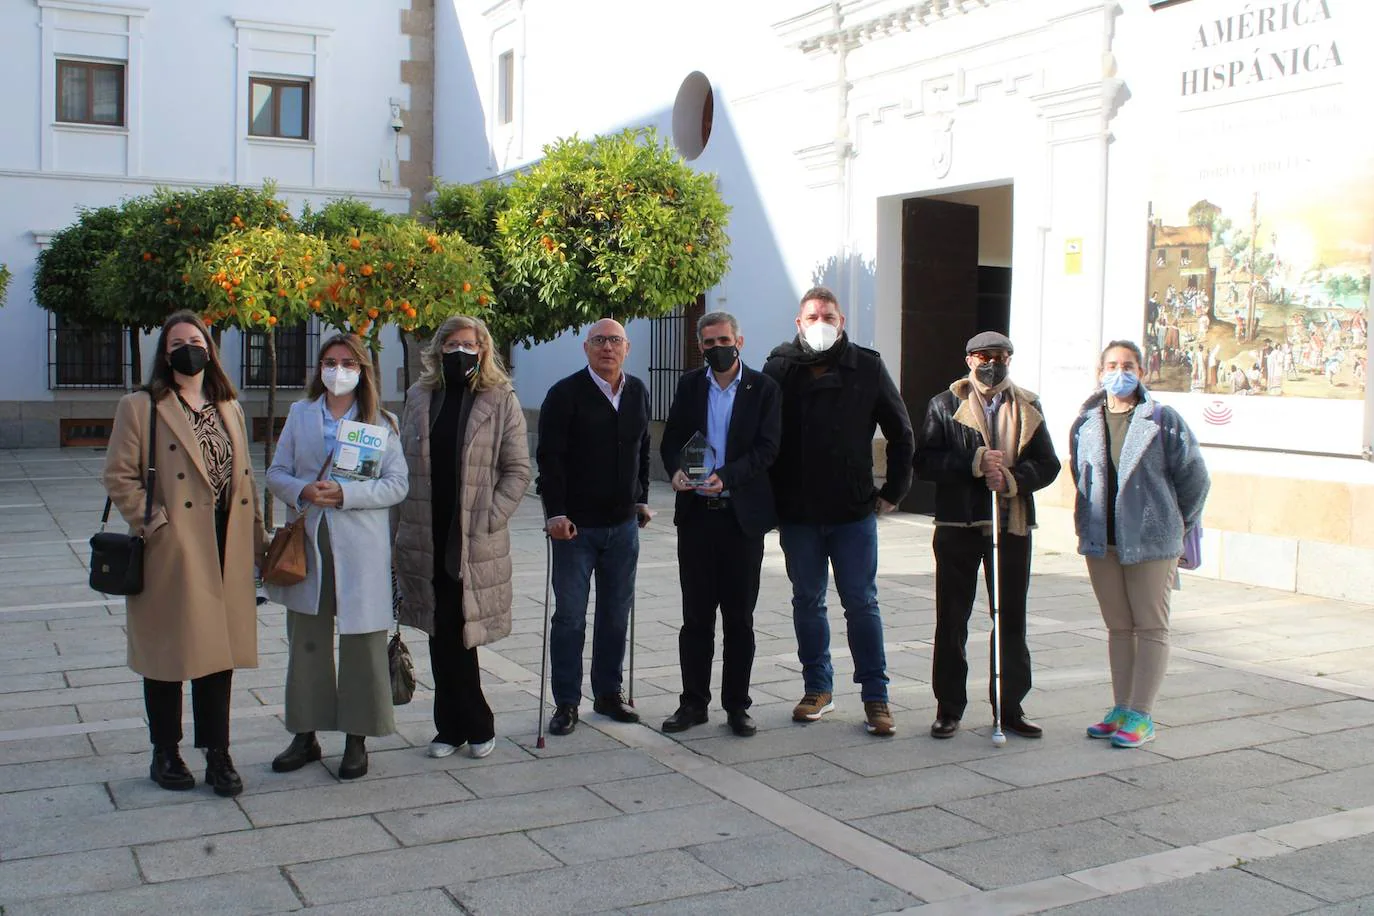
[2,447,1374,915]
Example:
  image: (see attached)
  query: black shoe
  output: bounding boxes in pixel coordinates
[661,706,708,733]
[727,710,757,738]
[150,745,195,791]
[271,732,322,773]
[549,704,579,736]
[593,693,640,724]
[339,735,368,779]
[204,748,243,798]
[1004,716,1043,739]
[931,715,961,739]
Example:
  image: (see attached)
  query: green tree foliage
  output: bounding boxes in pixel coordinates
[497,127,730,343]
[33,206,124,325]
[427,179,536,349]
[299,198,403,239]
[0,264,10,307]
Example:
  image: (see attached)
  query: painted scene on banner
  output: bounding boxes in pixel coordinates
[1140,0,1373,452]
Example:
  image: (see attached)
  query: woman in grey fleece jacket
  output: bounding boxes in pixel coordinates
[1069,341,1210,748]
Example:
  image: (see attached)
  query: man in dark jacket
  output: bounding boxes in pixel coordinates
[659,311,781,738]
[536,318,652,736]
[914,331,1061,740]
[762,287,914,737]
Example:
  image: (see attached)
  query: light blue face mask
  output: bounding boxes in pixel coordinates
[1102,369,1139,398]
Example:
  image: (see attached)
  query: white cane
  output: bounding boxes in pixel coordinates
[536,534,552,749]
[990,489,1007,748]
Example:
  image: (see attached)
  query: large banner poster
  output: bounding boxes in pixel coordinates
[1142,0,1373,455]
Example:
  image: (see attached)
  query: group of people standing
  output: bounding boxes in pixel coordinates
[103,309,529,796]
[532,287,1209,752]
[101,285,1209,798]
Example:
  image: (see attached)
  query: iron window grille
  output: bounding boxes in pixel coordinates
[241,321,318,390]
[646,294,706,421]
[49,312,128,389]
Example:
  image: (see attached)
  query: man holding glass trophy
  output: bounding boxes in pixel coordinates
[659,312,781,738]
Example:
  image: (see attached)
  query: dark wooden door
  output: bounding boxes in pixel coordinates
[900,197,980,514]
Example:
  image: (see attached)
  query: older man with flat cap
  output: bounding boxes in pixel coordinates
[914,331,1061,740]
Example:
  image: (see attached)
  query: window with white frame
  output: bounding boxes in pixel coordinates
[249,76,311,140]
[56,58,126,126]
[497,50,515,126]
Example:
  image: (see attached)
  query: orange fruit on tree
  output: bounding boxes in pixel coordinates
[360,264,374,277]
[462,282,472,293]
[267,315,278,326]
[337,263,348,275]
[685,244,694,253]
[349,238,362,250]
[478,294,489,306]
[142,252,153,261]
[367,308,379,319]
[384,261,394,271]
[277,289,288,298]
[232,277,241,286]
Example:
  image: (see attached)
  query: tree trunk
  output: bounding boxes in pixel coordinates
[370,337,383,407]
[128,328,142,388]
[263,329,278,528]
[401,329,413,398]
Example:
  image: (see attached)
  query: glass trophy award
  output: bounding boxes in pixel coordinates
[680,431,716,487]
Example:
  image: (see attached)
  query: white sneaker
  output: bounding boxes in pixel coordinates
[469,738,496,759]
[426,740,464,758]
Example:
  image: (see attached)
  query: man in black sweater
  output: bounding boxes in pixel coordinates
[536,318,652,736]
[659,311,781,738]
[763,287,914,737]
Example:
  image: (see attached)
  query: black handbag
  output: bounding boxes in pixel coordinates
[90,397,158,596]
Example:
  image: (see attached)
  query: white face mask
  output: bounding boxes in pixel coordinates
[802,322,840,353]
[321,366,360,397]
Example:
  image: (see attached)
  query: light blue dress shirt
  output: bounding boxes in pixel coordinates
[706,369,741,494]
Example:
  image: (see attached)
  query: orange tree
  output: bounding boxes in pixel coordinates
[426,179,536,358]
[92,182,291,355]
[315,220,494,390]
[497,127,731,343]
[193,227,326,524]
[34,206,141,381]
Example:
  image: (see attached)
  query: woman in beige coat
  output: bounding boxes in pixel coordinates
[394,314,531,760]
[102,310,264,798]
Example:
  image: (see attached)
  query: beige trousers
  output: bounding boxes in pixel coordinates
[283,518,395,737]
[1084,549,1177,715]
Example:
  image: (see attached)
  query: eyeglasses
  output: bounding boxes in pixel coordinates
[321,358,361,370]
[970,351,1009,365]
[440,342,480,355]
[588,335,626,348]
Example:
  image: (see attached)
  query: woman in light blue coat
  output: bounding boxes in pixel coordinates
[266,333,408,779]
[1070,340,1209,749]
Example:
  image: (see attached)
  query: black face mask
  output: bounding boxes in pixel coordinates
[443,349,479,385]
[974,362,1008,388]
[168,345,209,377]
[704,345,739,374]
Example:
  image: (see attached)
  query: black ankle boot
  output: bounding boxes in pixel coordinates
[271,732,322,773]
[204,748,243,798]
[339,734,368,780]
[150,745,195,791]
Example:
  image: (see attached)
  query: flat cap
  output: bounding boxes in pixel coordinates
[966,331,1014,355]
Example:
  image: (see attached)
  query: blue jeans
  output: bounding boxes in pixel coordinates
[549,519,639,707]
[779,515,889,702]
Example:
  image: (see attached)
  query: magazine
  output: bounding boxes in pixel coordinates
[331,420,389,482]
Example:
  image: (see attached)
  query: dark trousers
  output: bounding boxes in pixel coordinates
[932,525,1033,721]
[549,519,639,707]
[144,670,233,749]
[429,571,495,746]
[676,505,764,713]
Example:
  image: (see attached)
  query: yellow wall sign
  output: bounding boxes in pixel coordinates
[1064,237,1083,275]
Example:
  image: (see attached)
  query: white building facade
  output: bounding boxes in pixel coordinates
[0,0,431,447]
[434,0,1374,599]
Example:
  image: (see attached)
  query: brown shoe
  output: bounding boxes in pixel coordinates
[792,691,834,722]
[864,701,896,737]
